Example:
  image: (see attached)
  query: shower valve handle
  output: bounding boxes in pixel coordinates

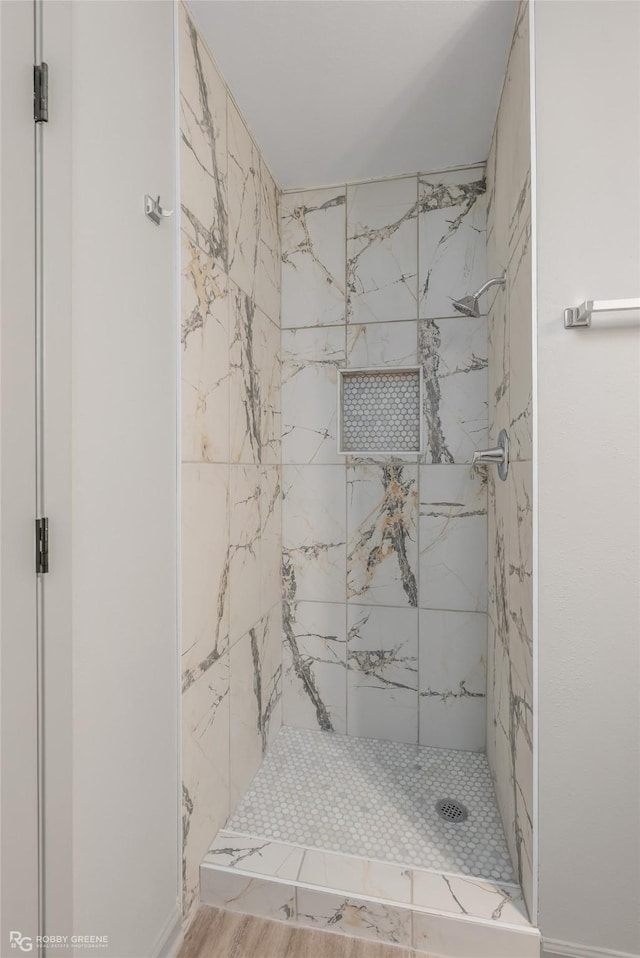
[472,429,509,481]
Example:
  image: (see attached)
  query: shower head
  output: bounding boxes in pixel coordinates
[451,295,480,318]
[452,275,506,318]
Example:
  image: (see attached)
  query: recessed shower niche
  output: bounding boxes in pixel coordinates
[338,367,423,456]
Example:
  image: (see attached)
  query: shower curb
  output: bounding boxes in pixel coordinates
[199,829,540,957]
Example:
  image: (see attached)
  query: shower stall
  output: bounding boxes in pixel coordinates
[180,2,537,954]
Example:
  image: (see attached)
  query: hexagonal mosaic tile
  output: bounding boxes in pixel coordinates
[341,369,421,453]
[228,726,515,884]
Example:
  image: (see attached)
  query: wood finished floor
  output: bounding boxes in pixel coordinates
[177,907,418,958]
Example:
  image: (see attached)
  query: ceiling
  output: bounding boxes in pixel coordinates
[189,0,518,190]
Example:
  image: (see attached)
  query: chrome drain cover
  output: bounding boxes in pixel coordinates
[436,798,469,823]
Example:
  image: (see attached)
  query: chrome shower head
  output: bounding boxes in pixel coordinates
[452,294,480,318]
[452,275,506,318]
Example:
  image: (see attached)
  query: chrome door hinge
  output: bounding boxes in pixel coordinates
[36,518,49,574]
[34,63,48,123]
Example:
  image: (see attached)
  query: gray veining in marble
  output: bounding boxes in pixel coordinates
[485,1,534,916]
[179,3,282,920]
[347,465,418,608]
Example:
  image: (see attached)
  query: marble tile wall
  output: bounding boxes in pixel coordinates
[281,167,489,751]
[484,1,534,918]
[179,3,282,920]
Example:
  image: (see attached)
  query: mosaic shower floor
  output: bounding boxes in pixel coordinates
[227,726,515,885]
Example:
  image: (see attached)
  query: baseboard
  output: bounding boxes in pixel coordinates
[152,904,183,958]
[543,938,639,958]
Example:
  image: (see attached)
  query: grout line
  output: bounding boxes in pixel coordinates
[282,160,488,196]
[280,309,491,333]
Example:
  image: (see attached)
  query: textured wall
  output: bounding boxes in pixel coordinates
[180,3,282,919]
[485,2,534,918]
[280,169,489,751]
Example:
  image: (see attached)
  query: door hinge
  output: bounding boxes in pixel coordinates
[36,517,49,574]
[34,62,48,123]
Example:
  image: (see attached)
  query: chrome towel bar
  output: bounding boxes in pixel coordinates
[564,298,640,328]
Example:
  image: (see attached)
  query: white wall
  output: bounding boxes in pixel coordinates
[0,1,40,945]
[534,2,640,954]
[69,3,180,956]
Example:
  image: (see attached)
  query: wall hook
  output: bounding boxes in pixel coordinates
[144,194,173,226]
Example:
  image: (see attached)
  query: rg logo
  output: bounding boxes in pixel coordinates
[9,932,33,952]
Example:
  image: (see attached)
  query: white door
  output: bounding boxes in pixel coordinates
[0,0,41,952]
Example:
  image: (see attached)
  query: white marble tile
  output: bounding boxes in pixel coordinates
[488,281,509,437]
[507,219,532,462]
[347,465,418,607]
[282,465,346,603]
[487,467,509,644]
[229,284,262,465]
[281,326,344,465]
[261,603,284,752]
[485,1,533,922]
[228,99,260,298]
[502,6,531,256]
[508,461,533,699]
[412,909,539,957]
[487,629,514,857]
[299,850,411,905]
[180,9,229,465]
[181,464,229,685]
[296,889,412,947]
[282,600,347,733]
[205,834,303,881]
[229,465,262,645]
[229,634,262,808]
[419,610,486,751]
[179,7,227,273]
[347,177,418,325]
[488,6,530,268]
[200,868,295,921]
[229,609,282,807]
[485,611,501,787]
[487,463,534,914]
[419,316,488,464]
[281,187,346,328]
[419,690,486,754]
[347,606,418,743]
[485,127,498,255]
[515,719,534,918]
[346,320,417,369]
[487,566,533,912]
[260,466,282,615]
[181,265,229,464]
[412,869,528,925]
[182,653,230,916]
[256,159,280,323]
[418,166,487,320]
[419,465,487,612]
[260,309,281,465]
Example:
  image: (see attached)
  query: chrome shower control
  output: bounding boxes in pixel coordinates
[472,429,509,481]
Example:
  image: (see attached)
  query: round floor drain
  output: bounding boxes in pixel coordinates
[435,798,468,823]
